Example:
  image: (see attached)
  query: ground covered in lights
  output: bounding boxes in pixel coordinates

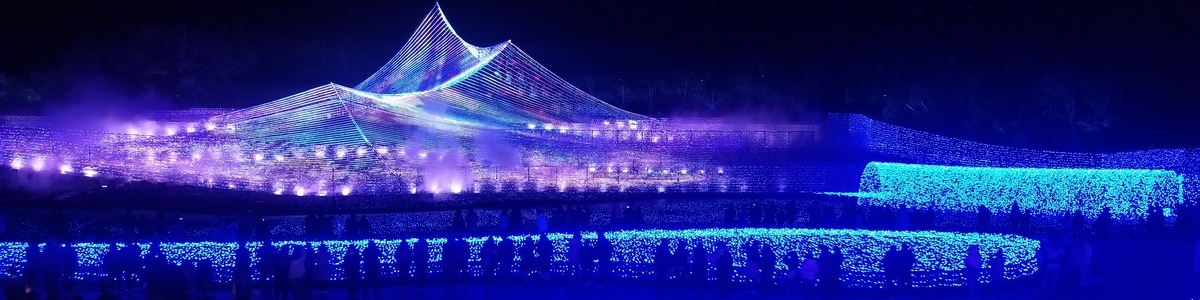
[1,228,1038,289]
[1,194,1144,244]
[55,284,1092,300]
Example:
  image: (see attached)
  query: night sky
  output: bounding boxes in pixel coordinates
[1,0,1198,151]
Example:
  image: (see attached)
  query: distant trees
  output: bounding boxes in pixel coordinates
[830,46,1119,150]
[612,80,638,109]
[582,67,815,122]
[1036,63,1117,150]
[0,72,57,114]
[581,51,1119,151]
[11,21,382,110]
[88,24,258,106]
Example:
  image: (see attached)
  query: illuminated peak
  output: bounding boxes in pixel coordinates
[356,5,499,94]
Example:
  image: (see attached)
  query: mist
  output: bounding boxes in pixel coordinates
[474,129,521,168]
[43,74,171,134]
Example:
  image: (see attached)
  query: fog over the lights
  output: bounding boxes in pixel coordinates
[29,158,45,172]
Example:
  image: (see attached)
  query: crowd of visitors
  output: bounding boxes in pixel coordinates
[8,233,943,300]
[1,195,1198,300]
[4,196,1193,244]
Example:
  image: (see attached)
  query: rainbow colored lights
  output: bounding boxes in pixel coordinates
[0,5,825,196]
[0,4,1197,210]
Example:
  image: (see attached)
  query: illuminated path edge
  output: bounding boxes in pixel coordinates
[2,228,1039,289]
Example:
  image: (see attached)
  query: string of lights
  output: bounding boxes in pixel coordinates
[1,228,1039,289]
[830,114,1200,199]
[859,162,1184,219]
[1,4,1197,202]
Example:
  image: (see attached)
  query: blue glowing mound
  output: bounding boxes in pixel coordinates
[4,228,1038,289]
[859,162,1185,220]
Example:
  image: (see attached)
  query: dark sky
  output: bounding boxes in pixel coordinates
[0,0,864,83]
[2,0,1199,150]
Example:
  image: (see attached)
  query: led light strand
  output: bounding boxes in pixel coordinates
[0,228,1038,289]
[859,162,1184,219]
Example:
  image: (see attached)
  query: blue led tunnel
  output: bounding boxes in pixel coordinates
[858,162,1185,220]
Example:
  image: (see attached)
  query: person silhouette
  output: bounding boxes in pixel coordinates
[312,245,331,297]
[481,236,498,283]
[760,243,777,293]
[363,241,381,298]
[965,244,983,299]
[883,245,901,294]
[568,233,584,283]
[396,237,415,284]
[257,241,277,295]
[595,231,614,287]
[273,247,291,300]
[800,254,820,296]
[414,238,430,286]
[535,234,553,281]
[288,245,308,300]
[452,210,466,231]
[520,236,537,284]
[344,245,362,299]
[100,244,118,290]
[498,237,516,281]
[690,242,709,286]
[674,239,691,285]
[900,244,916,293]
[988,249,1007,295]
[123,242,142,290]
[444,238,469,288]
[820,247,844,298]
[712,242,734,299]
[581,239,597,287]
[977,205,992,232]
[654,239,672,288]
[63,243,78,293]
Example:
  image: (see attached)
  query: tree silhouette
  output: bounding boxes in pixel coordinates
[91,24,257,106]
[1036,63,1117,150]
